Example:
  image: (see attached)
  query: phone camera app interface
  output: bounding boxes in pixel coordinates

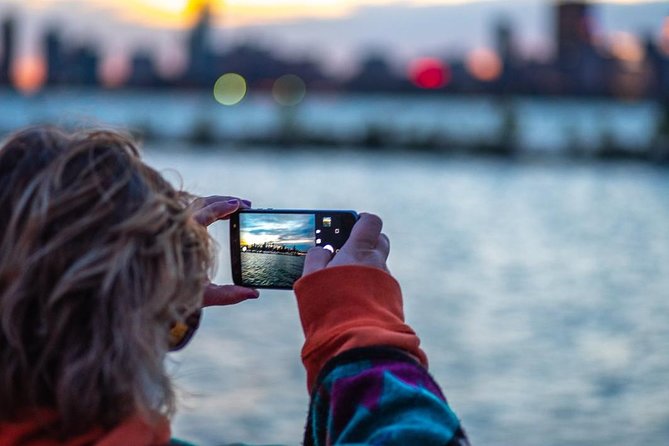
[240,213,315,288]
[315,213,349,251]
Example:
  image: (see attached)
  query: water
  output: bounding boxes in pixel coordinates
[0,89,659,152]
[241,252,305,288]
[143,146,669,446]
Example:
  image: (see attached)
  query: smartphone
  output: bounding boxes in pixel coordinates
[230,209,358,289]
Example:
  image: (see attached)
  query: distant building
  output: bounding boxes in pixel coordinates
[494,18,517,92]
[554,0,606,94]
[346,55,403,91]
[184,2,215,86]
[644,35,669,99]
[217,44,280,84]
[128,51,160,88]
[68,45,99,86]
[45,28,64,86]
[495,19,515,66]
[0,16,16,86]
[214,43,327,88]
[43,26,99,87]
[556,1,593,64]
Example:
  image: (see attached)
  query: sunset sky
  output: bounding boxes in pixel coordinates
[7,0,662,28]
[240,213,315,252]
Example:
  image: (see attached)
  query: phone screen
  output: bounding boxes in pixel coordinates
[230,210,358,289]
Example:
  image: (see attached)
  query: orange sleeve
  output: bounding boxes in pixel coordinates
[0,409,170,446]
[294,265,428,391]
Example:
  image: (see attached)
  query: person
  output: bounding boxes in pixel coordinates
[0,127,469,445]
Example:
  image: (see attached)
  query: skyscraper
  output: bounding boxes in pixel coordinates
[69,45,99,86]
[494,18,516,92]
[495,19,515,65]
[554,1,604,94]
[45,28,64,86]
[556,1,593,64]
[128,51,159,88]
[0,16,16,86]
[185,1,215,86]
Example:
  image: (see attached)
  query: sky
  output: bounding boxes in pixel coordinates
[240,213,315,251]
[8,0,662,28]
[1,0,667,79]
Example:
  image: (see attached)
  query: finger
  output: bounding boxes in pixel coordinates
[302,247,333,276]
[202,284,259,307]
[346,213,383,249]
[194,199,242,226]
[192,195,225,209]
[196,196,251,208]
[376,232,390,259]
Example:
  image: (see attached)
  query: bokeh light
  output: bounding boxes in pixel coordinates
[213,73,247,105]
[100,55,130,89]
[610,32,644,66]
[661,17,669,55]
[272,74,307,106]
[466,48,502,82]
[11,56,46,95]
[408,58,449,89]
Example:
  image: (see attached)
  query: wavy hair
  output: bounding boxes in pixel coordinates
[0,127,212,435]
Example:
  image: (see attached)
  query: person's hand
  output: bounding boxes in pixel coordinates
[191,195,260,307]
[302,213,390,276]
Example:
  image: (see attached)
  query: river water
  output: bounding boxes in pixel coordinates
[241,252,306,288]
[0,89,659,152]
[142,146,669,446]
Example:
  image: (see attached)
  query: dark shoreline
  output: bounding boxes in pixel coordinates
[243,250,307,257]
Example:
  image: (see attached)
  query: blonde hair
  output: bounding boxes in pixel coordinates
[0,127,212,435]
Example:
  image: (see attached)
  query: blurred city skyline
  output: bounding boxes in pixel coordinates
[0,0,667,96]
[2,1,666,67]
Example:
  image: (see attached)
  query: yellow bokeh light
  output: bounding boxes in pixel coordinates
[272,74,306,106]
[213,73,247,105]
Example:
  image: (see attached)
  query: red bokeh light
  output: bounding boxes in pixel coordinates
[408,58,450,89]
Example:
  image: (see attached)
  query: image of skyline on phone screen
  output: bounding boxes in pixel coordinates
[239,213,315,287]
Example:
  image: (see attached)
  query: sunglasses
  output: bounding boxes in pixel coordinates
[168,309,202,351]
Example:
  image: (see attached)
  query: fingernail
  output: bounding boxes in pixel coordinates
[241,199,252,207]
[249,290,260,299]
[227,199,239,205]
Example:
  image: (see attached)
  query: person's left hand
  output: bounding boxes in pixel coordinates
[192,195,260,307]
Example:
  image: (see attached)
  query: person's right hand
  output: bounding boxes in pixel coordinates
[302,213,390,276]
[296,213,426,390]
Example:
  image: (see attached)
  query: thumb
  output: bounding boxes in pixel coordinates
[302,247,332,277]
